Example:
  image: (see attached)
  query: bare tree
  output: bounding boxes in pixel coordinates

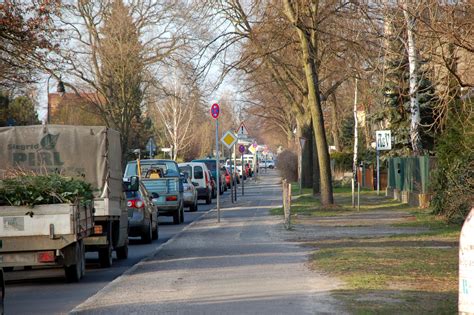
[150,66,199,160]
[54,0,186,164]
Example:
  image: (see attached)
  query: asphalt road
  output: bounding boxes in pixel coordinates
[70,170,345,314]
[4,188,234,315]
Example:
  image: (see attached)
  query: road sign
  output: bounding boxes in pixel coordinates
[299,137,306,149]
[237,122,249,137]
[248,144,256,154]
[376,130,392,150]
[252,141,258,148]
[210,103,220,119]
[146,137,157,150]
[221,130,237,149]
[239,144,245,153]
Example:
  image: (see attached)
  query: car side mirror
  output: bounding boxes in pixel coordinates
[151,192,159,199]
[192,182,199,187]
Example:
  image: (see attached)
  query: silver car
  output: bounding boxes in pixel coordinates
[181,172,198,212]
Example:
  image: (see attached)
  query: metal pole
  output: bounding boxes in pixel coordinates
[242,154,244,196]
[233,144,237,201]
[377,149,381,195]
[216,118,220,223]
[230,148,234,203]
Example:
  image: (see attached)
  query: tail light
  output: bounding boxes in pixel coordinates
[205,172,210,186]
[166,195,178,201]
[38,251,55,263]
[94,225,103,234]
[127,199,144,208]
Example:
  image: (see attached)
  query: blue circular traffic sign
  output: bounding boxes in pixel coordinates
[239,144,245,153]
[210,103,220,119]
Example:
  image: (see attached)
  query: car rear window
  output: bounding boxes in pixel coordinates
[125,160,180,178]
[179,165,192,178]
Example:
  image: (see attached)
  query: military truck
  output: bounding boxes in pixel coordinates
[0,125,129,274]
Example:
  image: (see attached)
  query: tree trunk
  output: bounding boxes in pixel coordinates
[330,93,341,151]
[312,126,320,196]
[403,3,422,155]
[297,33,334,205]
[301,121,313,188]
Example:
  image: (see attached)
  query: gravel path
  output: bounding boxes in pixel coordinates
[71,171,346,314]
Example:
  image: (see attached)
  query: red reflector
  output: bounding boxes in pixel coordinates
[166,195,178,201]
[94,225,103,234]
[38,251,55,263]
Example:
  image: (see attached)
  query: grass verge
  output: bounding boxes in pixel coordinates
[276,182,461,313]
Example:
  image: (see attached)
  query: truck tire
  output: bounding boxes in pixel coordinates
[65,240,85,283]
[116,242,128,260]
[99,243,113,268]
[173,209,181,224]
[152,221,159,240]
[142,220,152,244]
[179,205,185,223]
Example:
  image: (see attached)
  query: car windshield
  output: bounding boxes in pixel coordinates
[125,160,180,178]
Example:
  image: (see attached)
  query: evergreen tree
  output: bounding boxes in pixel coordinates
[374,14,436,156]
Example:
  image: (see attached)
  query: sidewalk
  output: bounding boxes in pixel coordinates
[71,171,346,314]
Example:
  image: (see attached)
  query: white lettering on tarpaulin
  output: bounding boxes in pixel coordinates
[459,207,474,314]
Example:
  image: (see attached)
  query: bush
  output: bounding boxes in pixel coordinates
[330,151,352,171]
[431,100,474,223]
[276,149,297,182]
[0,173,94,207]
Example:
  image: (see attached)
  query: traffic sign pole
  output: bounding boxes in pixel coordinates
[376,147,380,196]
[211,103,220,222]
[233,144,237,201]
[242,154,244,196]
[216,118,220,223]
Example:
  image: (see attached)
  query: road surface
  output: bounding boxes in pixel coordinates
[71,170,345,314]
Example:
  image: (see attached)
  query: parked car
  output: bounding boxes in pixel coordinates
[192,159,226,195]
[225,159,245,180]
[0,267,4,315]
[124,159,184,225]
[222,166,231,188]
[207,170,217,198]
[259,160,275,169]
[181,173,198,212]
[178,162,212,205]
[125,179,159,243]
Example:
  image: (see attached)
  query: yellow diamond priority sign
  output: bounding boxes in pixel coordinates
[221,130,238,149]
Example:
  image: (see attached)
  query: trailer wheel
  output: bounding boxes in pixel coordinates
[65,240,84,282]
[116,241,128,260]
[99,243,113,268]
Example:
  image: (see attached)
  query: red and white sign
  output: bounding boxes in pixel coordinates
[210,103,220,119]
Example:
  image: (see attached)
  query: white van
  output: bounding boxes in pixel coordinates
[178,162,212,204]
